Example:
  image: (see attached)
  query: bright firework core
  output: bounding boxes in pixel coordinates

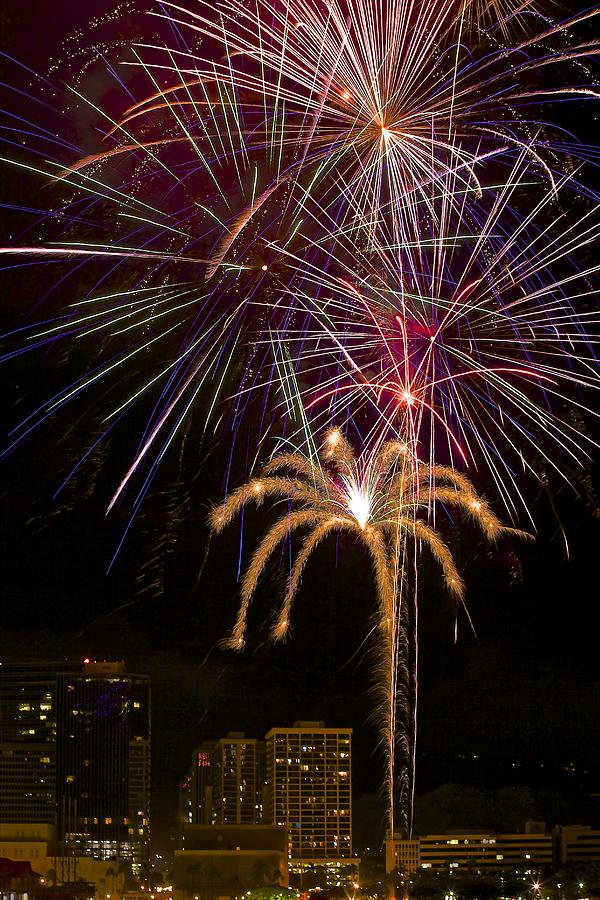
[326,428,342,451]
[345,482,371,530]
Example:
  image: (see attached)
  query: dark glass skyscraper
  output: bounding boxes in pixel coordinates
[0,662,82,825]
[0,660,150,881]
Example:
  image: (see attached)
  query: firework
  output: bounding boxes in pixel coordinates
[209,429,531,833]
[120,0,600,251]
[256,159,600,518]
[460,0,541,38]
[2,0,599,504]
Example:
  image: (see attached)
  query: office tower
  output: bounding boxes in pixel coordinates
[263,721,354,884]
[0,660,150,881]
[0,662,82,825]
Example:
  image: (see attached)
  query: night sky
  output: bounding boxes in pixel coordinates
[1,0,600,855]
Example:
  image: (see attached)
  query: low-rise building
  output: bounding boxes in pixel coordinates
[173,824,289,900]
[0,823,130,898]
[557,825,600,868]
[387,828,552,875]
[387,824,600,876]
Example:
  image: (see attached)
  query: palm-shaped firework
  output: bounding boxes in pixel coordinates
[209,429,531,833]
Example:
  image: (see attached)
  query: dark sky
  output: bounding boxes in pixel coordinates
[1,0,600,853]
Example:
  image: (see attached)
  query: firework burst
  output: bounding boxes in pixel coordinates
[2,0,599,504]
[255,159,600,518]
[121,0,600,249]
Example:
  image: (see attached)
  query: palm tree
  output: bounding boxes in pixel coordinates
[210,429,530,836]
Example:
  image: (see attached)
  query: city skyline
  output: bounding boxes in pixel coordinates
[1,659,599,899]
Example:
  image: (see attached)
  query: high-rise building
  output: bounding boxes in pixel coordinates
[0,660,150,881]
[0,662,82,825]
[212,733,259,825]
[182,735,262,828]
[184,742,215,825]
[0,746,55,825]
[263,721,356,885]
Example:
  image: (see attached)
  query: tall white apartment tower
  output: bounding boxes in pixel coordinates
[263,721,355,884]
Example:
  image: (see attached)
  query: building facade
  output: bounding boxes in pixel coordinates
[174,823,289,900]
[557,825,600,868]
[179,742,214,827]
[0,661,82,825]
[0,823,130,895]
[417,832,553,873]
